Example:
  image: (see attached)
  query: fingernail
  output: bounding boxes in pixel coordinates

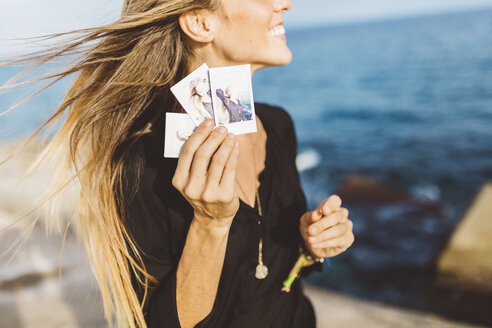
[235,141,239,148]
[310,227,317,234]
[227,133,235,140]
[203,120,213,127]
[217,126,227,134]
[309,236,317,243]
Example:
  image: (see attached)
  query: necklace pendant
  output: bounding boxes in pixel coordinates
[255,263,269,279]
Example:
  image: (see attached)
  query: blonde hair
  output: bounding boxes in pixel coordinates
[0,0,219,327]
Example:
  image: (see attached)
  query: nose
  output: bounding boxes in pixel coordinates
[274,0,292,13]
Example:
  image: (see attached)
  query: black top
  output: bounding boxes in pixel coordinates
[125,103,323,327]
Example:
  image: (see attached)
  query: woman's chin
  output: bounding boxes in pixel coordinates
[280,52,293,65]
[253,52,293,71]
[269,54,293,67]
[274,47,293,65]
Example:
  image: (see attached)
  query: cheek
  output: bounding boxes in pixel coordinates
[222,1,273,40]
[214,0,276,62]
[229,15,272,55]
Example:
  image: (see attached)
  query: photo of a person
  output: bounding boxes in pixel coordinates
[176,126,193,141]
[209,64,257,135]
[214,88,231,125]
[170,63,212,126]
[216,87,243,124]
[164,112,196,158]
[225,85,253,121]
[189,76,213,120]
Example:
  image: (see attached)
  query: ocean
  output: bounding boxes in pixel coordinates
[2,8,492,325]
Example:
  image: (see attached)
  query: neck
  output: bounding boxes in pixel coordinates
[187,49,261,75]
[234,118,267,207]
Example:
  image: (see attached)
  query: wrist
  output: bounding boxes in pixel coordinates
[192,214,233,239]
[299,240,324,264]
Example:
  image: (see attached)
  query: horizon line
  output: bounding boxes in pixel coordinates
[285,4,492,31]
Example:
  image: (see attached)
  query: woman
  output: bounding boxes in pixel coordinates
[1,0,354,327]
[224,86,253,121]
[216,88,243,123]
[189,77,214,120]
[214,88,232,125]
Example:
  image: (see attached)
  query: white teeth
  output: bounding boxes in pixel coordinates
[268,25,285,37]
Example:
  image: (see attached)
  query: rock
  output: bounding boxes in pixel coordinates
[436,183,492,292]
[335,174,443,214]
[0,212,107,328]
[335,174,411,204]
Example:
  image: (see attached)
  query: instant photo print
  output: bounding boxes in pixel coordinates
[166,63,256,158]
[164,112,196,158]
[170,63,214,126]
[209,64,257,135]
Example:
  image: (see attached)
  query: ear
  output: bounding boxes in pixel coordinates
[179,10,215,43]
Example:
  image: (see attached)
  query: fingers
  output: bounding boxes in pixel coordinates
[307,219,353,247]
[308,207,349,236]
[206,133,236,186]
[310,195,342,222]
[173,120,214,189]
[189,126,229,175]
[184,127,229,197]
[220,140,240,190]
[310,230,354,250]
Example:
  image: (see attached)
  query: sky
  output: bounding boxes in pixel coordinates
[1,0,492,54]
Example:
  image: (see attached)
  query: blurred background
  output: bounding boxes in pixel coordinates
[1,1,492,327]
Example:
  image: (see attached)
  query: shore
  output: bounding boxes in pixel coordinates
[0,140,489,327]
[305,286,486,328]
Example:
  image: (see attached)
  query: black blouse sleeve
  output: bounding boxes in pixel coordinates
[123,143,181,327]
[123,120,198,327]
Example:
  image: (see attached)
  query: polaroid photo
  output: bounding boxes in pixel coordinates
[164,112,196,158]
[209,64,257,135]
[170,63,214,126]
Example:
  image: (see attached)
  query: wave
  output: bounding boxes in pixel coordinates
[296,148,322,172]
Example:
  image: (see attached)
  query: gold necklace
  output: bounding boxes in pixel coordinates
[235,138,268,280]
[254,190,268,279]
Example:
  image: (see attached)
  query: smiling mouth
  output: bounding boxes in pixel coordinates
[268,25,286,39]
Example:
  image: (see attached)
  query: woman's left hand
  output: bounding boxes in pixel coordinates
[299,195,354,259]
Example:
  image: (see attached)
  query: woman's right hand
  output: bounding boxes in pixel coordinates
[172,120,240,229]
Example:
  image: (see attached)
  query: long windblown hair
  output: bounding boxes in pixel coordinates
[0,0,219,327]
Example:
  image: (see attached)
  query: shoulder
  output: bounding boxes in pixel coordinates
[255,102,298,152]
[255,102,296,137]
[255,102,294,124]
